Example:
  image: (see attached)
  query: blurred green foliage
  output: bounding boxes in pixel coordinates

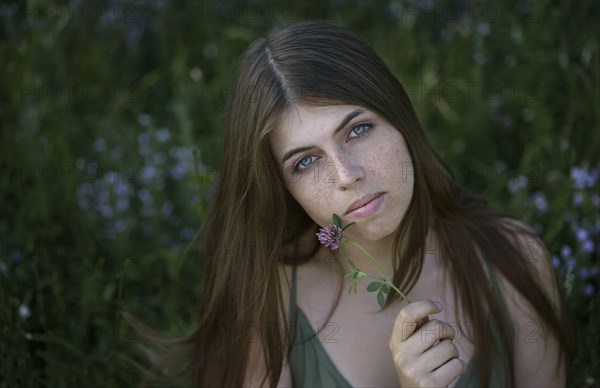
[1,0,598,386]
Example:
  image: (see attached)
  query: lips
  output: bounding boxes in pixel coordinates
[344,192,386,217]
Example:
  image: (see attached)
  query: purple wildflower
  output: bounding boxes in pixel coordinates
[581,239,595,253]
[576,228,589,241]
[573,192,583,207]
[531,191,547,214]
[140,165,157,182]
[156,128,170,142]
[571,166,599,189]
[578,267,589,280]
[316,225,343,251]
[138,188,153,204]
[582,283,595,298]
[100,203,113,219]
[507,175,528,193]
[170,162,188,180]
[561,245,572,258]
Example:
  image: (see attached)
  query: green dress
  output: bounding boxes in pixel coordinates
[287,262,510,387]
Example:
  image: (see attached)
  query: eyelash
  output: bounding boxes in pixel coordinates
[292,123,374,173]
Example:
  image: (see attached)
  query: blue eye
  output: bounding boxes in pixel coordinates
[348,123,372,139]
[293,155,317,172]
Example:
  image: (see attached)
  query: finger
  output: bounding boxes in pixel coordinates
[390,300,443,344]
[431,357,467,385]
[412,319,457,353]
[420,339,459,370]
[415,315,429,331]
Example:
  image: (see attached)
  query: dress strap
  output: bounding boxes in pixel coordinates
[290,264,298,311]
[481,259,514,384]
[482,259,514,348]
[482,260,506,307]
[287,264,299,355]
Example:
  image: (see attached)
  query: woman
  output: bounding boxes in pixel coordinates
[127,21,572,387]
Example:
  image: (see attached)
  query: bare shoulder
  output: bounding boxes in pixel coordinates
[491,217,566,386]
[496,217,558,304]
[492,217,560,317]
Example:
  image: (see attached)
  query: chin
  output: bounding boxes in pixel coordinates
[351,219,399,243]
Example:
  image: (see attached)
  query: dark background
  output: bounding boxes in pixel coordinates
[1,0,598,386]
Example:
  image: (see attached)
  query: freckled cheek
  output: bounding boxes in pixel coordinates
[374,144,413,181]
[287,181,332,225]
[365,153,398,181]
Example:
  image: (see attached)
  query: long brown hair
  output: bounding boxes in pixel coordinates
[124,21,573,387]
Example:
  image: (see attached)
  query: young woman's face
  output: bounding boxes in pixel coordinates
[270,104,414,243]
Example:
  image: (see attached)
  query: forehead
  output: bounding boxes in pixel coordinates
[270,104,361,147]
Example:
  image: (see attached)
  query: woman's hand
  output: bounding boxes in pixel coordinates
[389,300,467,387]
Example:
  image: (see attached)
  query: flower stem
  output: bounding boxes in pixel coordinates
[345,239,387,275]
[388,283,412,304]
[345,239,412,304]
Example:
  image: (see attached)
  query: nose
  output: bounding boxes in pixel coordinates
[331,153,365,191]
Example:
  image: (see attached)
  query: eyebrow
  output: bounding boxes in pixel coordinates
[281,109,364,164]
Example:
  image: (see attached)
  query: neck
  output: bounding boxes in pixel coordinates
[329,229,442,299]
[338,235,395,278]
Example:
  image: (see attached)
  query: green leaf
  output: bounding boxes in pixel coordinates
[344,272,355,280]
[332,213,341,227]
[367,281,381,292]
[342,221,356,231]
[382,284,390,294]
[377,289,385,308]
